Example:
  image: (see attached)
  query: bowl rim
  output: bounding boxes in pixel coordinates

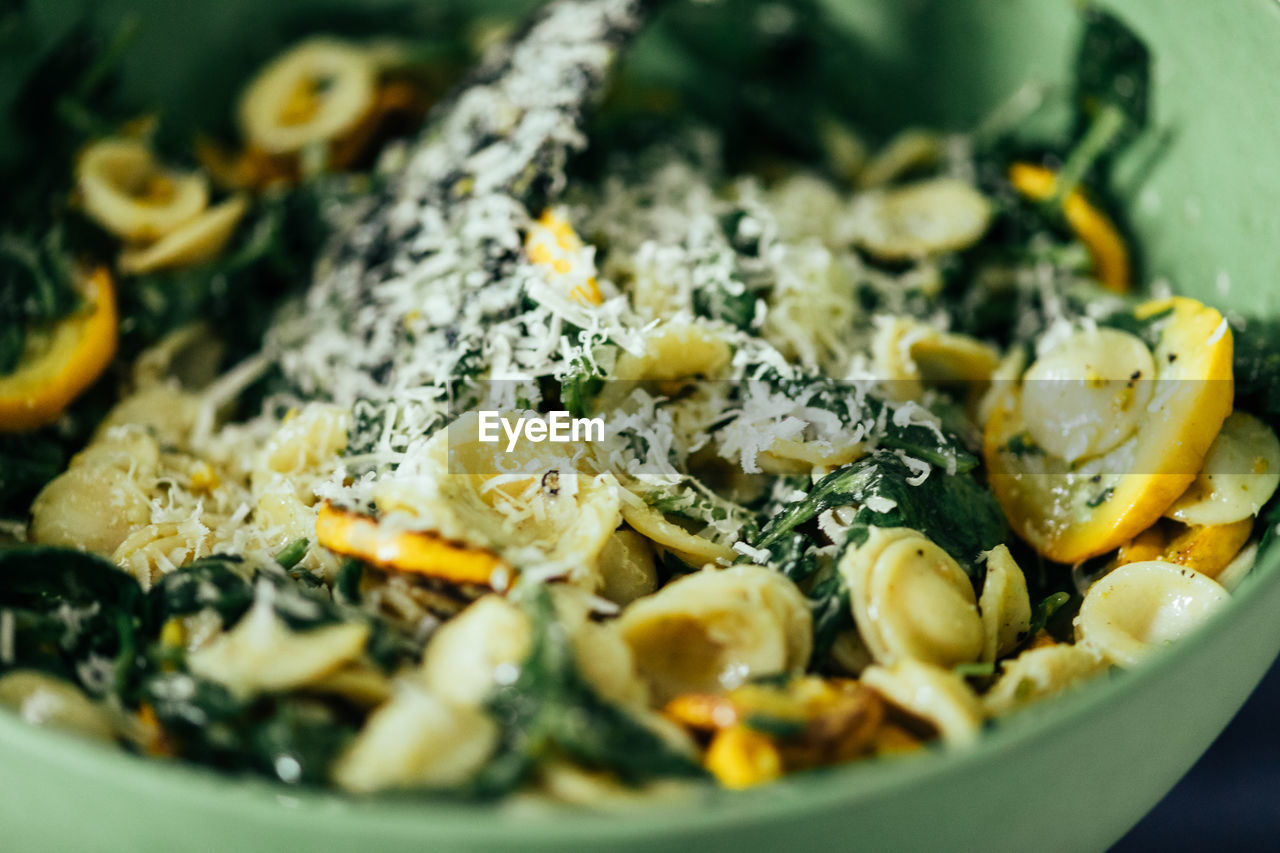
[2,536,1278,844]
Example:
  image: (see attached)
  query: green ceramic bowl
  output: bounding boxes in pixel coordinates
[4,1,1280,850]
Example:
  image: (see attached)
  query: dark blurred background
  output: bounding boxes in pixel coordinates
[1116,656,1280,849]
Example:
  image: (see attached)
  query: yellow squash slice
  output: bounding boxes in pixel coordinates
[1115,518,1254,579]
[0,267,118,433]
[984,296,1233,563]
[1009,162,1131,292]
[315,501,510,587]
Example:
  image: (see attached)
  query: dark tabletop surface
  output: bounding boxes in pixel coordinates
[1113,654,1280,850]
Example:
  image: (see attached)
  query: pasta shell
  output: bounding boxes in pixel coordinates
[0,670,115,742]
[420,595,531,708]
[1215,540,1258,592]
[77,138,209,242]
[604,322,732,388]
[596,528,659,606]
[1074,560,1229,668]
[1165,412,1280,526]
[30,463,153,555]
[839,527,984,668]
[767,172,847,246]
[256,403,350,481]
[855,128,943,189]
[187,592,369,696]
[844,177,992,261]
[332,684,498,793]
[617,565,812,704]
[97,385,202,446]
[118,195,249,275]
[548,583,652,708]
[619,498,736,568]
[871,315,999,401]
[1017,327,1157,463]
[977,545,1032,662]
[982,643,1105,717]
[861,659,983,747]
[238,37,377,155]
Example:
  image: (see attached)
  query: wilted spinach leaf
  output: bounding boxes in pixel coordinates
[750,451,1008,668]
[1230,318,1280,421]
[0,546,144,694]
[144,555,254,631]
[477,587,705,794]
[1052,7,1151,205]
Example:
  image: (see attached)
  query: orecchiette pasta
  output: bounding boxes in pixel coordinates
[982,643,1106,717]
[255,403,350,482]
[597,322,736,412]
[861,659,983,747]
[1019,327,1156,463]
[1165,412,1280,526]
[977,545,1032,662]
[96,385,203,446]
[618,499,736,568]
[30,463,154,554]
[596,529,659,606]
[331,685,498,793]
[871,315,998,402]
[420,595,532,708]
[1074,560,1230,667]
[842,177,992,260]
[238,37,377,155]
[617,565,812,703]
[0,670,116,742]
[76,138,209,242]
[839,527,984,668]
[372,412,621,586]
[188,590,369,696]
[117,194,250,275]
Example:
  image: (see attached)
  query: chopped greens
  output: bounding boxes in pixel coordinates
[750,451,1008,667]
[1052,7,1151,206]
[477,587,705,794]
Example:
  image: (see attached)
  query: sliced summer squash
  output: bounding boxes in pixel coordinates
[0,267,118,433]
[984,296,1233,563]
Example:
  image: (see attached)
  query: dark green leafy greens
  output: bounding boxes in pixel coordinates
[1052,7,1151,206]
[753,369,980,474]
[475,586,705,795]
[0,547,143,695]
[0,544,420,786]
[1230,318,1280,421]
[748,451,1008,668]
